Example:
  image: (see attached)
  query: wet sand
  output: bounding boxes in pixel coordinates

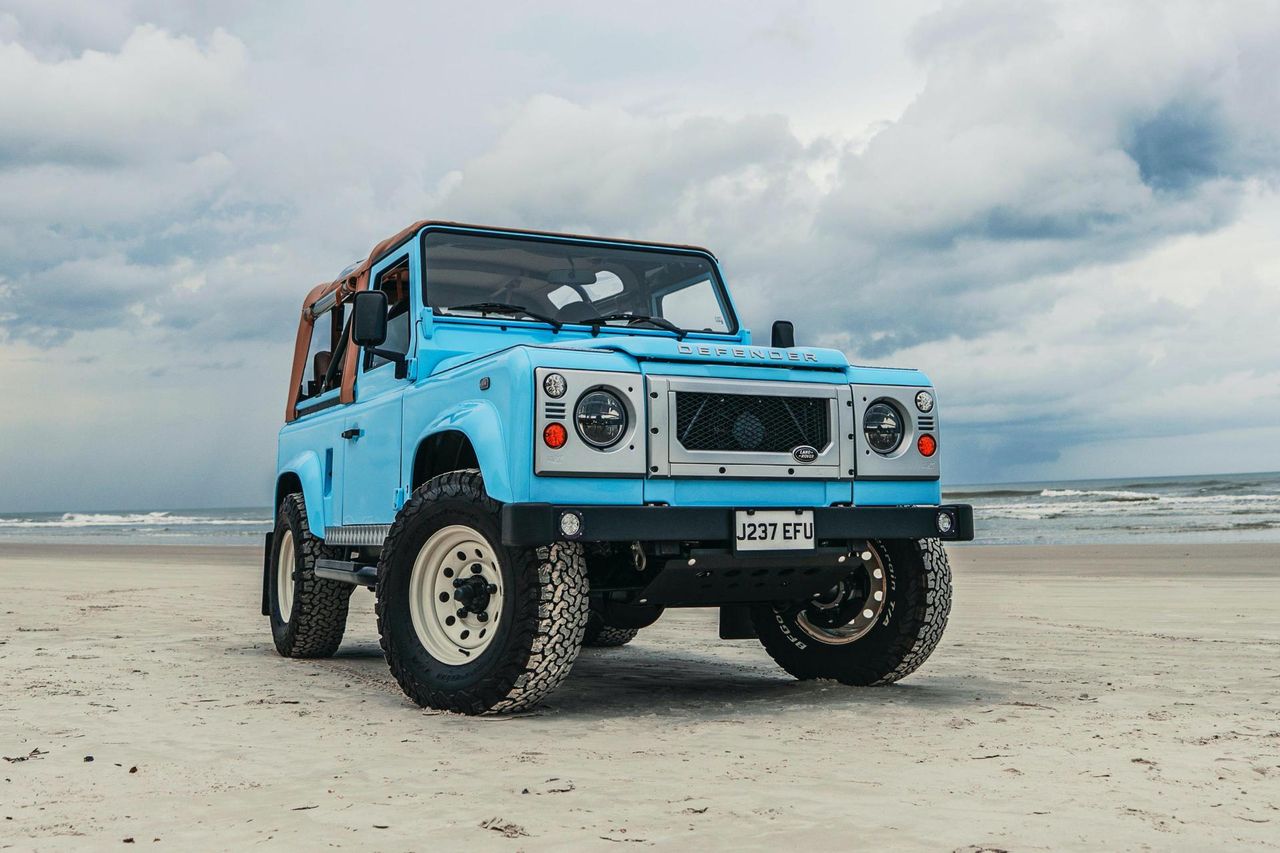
[1,542,1278,850]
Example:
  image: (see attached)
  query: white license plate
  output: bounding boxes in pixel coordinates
[734,510,815,552]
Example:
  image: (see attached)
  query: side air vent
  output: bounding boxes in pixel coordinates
[544,401,567,421]
[917,416,936,432]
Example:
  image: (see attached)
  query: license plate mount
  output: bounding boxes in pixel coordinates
[733,509,815,553]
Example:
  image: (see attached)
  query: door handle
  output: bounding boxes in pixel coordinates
[341,428,364,440]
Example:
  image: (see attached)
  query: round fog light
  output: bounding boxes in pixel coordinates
[915,390,934,413]
[936,511,954,535]
[559,512,582,538]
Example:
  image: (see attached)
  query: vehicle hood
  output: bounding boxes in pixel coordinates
[531,335,850,370]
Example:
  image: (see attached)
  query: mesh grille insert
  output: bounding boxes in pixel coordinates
[674,392,830,454]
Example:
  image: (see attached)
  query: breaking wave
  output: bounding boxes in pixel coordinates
[0,511,268,529]
[1039,489,1158,501]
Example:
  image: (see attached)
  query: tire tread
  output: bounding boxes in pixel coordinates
[752,538,952,685]
[271,493,351,659]
[584,611,640,648]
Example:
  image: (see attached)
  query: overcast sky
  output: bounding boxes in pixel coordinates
[2,0,1278,511]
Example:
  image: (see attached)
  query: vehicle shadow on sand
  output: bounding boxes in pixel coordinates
[304,639,1012,719]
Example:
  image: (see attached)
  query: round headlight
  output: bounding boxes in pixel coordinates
[863,401,904,455]
[543,372,567,398]
[915,390,934,413]
[575,390,627,448]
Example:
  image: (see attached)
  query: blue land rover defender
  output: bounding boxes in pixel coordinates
[265,221,973,714]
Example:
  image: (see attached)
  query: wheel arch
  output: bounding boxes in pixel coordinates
[275,451,326,538]
[410,403,514,503]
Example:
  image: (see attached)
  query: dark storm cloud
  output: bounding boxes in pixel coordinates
[1124,99,1233,192]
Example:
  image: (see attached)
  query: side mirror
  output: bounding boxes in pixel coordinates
[352,290,388,348]
[771,320,795,349]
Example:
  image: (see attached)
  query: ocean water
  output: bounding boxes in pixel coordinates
[1,472,1277,547]
[0,508,272,547]
[947,471,1280,545]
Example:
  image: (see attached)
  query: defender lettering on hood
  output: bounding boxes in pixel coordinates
[677,343,819,363]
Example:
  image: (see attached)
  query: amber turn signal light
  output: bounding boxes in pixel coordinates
[543,422,568,449]
[917,433,937,457]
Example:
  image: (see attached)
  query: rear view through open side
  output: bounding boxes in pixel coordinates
[264,221,973,714]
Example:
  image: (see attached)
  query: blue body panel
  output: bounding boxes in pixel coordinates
[855,479,943,506]
[643,478,853,506]
[275,225,944,535]
[277,446,334,539]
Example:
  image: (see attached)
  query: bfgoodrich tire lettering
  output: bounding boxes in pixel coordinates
[376,470,590,715]
[268,493,353,658]
[750,538,952,685]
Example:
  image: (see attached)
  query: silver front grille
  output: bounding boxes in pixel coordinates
[647,376,855,479]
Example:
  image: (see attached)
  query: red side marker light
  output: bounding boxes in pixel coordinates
[917,433,937,457]
[543,422,568,449]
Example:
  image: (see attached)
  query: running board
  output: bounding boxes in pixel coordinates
[314,559,379,588]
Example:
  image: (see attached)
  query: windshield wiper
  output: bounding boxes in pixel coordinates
[578,312,686,340]
[442,302,562,331]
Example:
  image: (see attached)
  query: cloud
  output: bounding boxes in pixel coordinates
[893,183,1280,481]
[1125,99,1234,191]
[2,1,1280,509]
[800,0,1280,355]
[0,24,252,345]
[0,23,246,166]
[445,95,817,239]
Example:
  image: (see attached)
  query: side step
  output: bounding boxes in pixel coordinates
[314,559,379,589]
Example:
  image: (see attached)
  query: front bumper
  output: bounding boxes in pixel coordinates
[501,503,973,546]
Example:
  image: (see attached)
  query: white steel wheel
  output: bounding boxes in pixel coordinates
[795,543,889,644]
[276,529,295,621]
[408,524,505,665]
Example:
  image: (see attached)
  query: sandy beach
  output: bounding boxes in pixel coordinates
[2,542,1277,850]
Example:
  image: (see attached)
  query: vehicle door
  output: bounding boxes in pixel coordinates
[286,297,351,529]
[341,252,415,525]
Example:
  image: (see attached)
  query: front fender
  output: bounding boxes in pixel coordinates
[278,450,327,538]
[416,400,516,504]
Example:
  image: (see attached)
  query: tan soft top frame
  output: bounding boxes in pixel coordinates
[284,220,714,422]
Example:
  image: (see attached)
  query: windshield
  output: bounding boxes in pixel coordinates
[422,230,735,334]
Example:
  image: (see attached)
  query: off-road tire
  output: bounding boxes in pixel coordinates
[375,470,590,714]
[269,493,353,658]
[751,538,951,685]
[583,611,639,648]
